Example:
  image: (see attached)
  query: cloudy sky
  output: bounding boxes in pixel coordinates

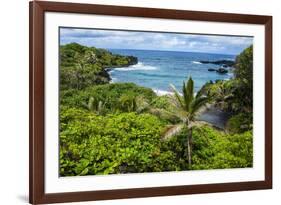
[60,28,253,55]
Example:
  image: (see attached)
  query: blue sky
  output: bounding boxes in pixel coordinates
[60,28,253,55]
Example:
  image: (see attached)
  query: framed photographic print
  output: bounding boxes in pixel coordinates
[29,1,272,204]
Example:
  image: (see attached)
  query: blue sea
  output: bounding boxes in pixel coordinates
[109,49,236,94]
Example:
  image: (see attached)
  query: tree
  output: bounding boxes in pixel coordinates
[233,45,253,112]
[212,81,235,111]
[235,45,253,84]
[162,77,209,167]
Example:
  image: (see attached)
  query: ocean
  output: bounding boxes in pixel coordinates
[109,49,236,94]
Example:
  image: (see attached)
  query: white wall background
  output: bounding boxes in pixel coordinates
[0,0,279,204]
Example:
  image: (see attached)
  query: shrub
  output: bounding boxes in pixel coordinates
[59,108,180,176]
[226,113,253,134]
[191,126,253,170]
[60,83,157,113]
[59,107,253,175]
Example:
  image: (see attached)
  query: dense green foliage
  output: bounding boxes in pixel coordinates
[235,46,253,85]
[59,43,253,176]
[226,113,253,134]
[234,45,253,111]
[60,108,253,176]
[60,108,181,176]
[198,46,253,114]
[60,43,137,90]
[191,126,252,169]
[60,82,156,113]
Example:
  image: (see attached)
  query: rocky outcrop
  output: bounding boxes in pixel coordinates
[208,67,228,74]
[200,60,235,67]
[216,68,228,74]
[127,56,138,66]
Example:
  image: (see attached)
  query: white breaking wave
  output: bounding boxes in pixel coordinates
[153,89,174,96]
[110,77,118,83]
[115,62,158,71]
[192,61,202,64]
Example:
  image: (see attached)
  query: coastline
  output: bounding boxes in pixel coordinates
[59,42,253,176]
[106,49,235,94]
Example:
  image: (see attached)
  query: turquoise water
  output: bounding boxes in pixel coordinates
[109,49,235,93]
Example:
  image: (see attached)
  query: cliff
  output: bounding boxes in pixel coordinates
[60,43,138,90]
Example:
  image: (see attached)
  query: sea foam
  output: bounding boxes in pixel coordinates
[153,89,174,96]
[192,61,202,64]
[110,77,118,83]
[115,62,158,71]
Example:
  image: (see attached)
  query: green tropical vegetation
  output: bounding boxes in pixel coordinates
[59,43,253,176]
[60,43,137,90]
[161,78,209,168]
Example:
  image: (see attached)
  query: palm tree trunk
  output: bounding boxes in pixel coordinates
[187,127,193,168]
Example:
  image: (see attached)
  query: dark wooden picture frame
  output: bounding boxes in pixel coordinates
[29,1,272,204]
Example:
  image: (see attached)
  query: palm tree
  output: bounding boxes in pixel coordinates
[163,77,209,168]
[83,97,107,115]
[213,82,234,111]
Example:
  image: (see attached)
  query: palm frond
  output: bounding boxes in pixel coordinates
[190,95,209,118]
[195,91,203,99]
[88,97,95,111]
[195,80,212,98]
[162,123,185,141]
[135,96,150,113]
[81,102,88,109]
[168,106,189,121]
[182,77,194,111]
[147,107,179,122]
[82,97,96,112]
[97,101,104,112]
[169,84,185,110]
[188,120,212,129]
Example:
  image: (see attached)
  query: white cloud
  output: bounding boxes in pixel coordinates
[60,28,253,55]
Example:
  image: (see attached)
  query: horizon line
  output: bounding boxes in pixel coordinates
[107,47,238,56]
